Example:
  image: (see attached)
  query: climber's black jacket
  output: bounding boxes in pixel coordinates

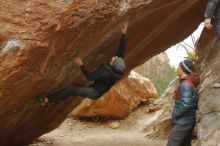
[80,34,126,95]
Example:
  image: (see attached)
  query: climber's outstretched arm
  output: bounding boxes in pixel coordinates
[74,57,108,81]
[74,57,96,81]
[115,23,128,58]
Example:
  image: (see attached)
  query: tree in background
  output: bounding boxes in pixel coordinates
[135,53,176,97]
[134,35,197,97]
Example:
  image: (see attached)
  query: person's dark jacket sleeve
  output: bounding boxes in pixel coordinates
[116,34,127,58]
[205,0,220,18]
[80,65,109,81]
[172,83,194,119]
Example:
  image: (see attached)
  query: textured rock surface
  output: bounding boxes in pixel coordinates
[196,28,220,146]
[0,0,206,145]
[71,71,157,119]
[143,78,179,139]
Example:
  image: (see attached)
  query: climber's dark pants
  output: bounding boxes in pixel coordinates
[216,19,220,41]
[167,124,194,146]
[47,85,101,102]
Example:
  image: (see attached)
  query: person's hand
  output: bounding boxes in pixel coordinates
[204,18,213,29]
[121,23,128,34]
[74,57,83,66]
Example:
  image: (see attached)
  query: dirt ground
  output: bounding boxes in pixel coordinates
[29,105,167,146]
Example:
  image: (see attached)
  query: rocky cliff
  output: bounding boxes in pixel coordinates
[196,28,220,146]
[0,0,206,146]
[143,77,179,140]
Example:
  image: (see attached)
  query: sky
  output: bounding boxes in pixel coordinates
[165,23,204,68]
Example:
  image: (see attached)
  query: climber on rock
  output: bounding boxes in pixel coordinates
[37,23,128,105]
[204,0,220,41]
[167,60,200,146]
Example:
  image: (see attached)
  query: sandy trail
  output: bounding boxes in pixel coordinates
[30,105,167,146]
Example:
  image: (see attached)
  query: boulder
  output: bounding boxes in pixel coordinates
[71,71,157,119]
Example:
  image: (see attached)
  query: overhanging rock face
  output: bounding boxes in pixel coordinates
[0,0,206,145]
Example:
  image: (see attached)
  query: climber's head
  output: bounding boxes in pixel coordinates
[177,60,195,77]
[110,56,126,73]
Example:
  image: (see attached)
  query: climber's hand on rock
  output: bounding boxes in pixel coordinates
[121,23,128,34]
[204,18,213,29]
[74,57,83,66]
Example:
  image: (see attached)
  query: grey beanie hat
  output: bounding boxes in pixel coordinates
[112,57,126,73]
